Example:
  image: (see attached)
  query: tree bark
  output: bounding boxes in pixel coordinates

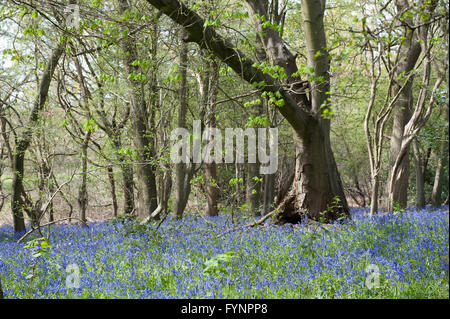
[431,106,449,207]
[412,139,425,208]
[369,176,380,215]
[107,166,118,217]
[246,162,261,216]
[11,42,65,234]
[205,159,219,216]
[78,130,91,225]
[121,161,135,215]
[262,171,275,215]
[146,0,350,223]
[173,28,192,219]
[119,0,158,219]
[386,0,442,211]
[203,58,219,217]
[386,0,436,209]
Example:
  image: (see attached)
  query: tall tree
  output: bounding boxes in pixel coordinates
[201,56,220,217]
[118,0,158,219]
[11,41,65,233]
[386,0,439,209]
[146,0,350,222]
[173,28,193,219]
[387,0,447,210]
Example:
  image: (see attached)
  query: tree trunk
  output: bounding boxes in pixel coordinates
[263,172,275,214]
[119,0,158,219]
[387,88,413,209]
[386,0,440,211]
[369,176,379,216]
[412,139,425,208]
[246,162,260,216]
[205,160,219,216]
[78,130,91,225]
[11,151,26,233]
[146,0,350,223]
[160,167,172,216]
[235,163,245,204]
[121,162,135,215]
[173,28,192,219]
[204,58,219,217]
[108,137,135,215]
[11,42,65,234]
[277,122,348,223]
[431,106,449,207]
[386,0,425,209]
[107,166,118,217]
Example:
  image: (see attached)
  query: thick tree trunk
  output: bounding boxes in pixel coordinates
[277,122,348,223]
[11,42,65,234]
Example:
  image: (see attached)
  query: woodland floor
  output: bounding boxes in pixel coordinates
[0,206,448,299]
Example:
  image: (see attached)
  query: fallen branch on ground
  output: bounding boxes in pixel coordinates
[17,217,89,244]
[217,209,279,238]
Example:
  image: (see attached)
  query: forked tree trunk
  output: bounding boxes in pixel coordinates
[147,0,350,223]
[386,0,438,210]
[386,0,440,211]
[385,3,419,208]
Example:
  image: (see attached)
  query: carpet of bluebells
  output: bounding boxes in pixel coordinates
[0,206,448,299]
